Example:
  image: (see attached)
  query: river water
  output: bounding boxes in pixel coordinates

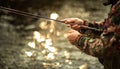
[0,0,111,69]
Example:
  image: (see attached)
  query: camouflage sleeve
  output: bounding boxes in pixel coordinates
[80,22,104,38]
[88,22,103,29]
[76,27,119,58]
[76,1,120,57]
[76,36,105,57]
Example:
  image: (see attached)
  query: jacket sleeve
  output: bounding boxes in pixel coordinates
[75,36,104,57]
[80,21,104,38]
[75,1,120,57]
[75,31,119,57]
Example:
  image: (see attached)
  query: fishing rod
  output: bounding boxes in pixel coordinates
[0,6,102,32]
[0,6,63,23]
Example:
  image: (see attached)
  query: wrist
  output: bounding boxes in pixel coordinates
[74,35,82,45]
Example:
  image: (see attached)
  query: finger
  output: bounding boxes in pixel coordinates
[67,18,76,24]
[71,24,80,30]
[68,30,74,34]
[60,18,68,23]
[64,18,75,24]
[68,30,73,33]
[80,25,88,29]
[66,32,72,38]
[67,23,75,28]
[68,29,78,33]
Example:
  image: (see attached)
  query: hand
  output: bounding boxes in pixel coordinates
[61,18,88,31]
[67,29,82,45]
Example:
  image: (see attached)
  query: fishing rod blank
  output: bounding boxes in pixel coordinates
[0,6,103,32]
[0,6,63,23]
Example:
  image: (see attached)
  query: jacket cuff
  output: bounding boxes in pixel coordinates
[74,35,87,46]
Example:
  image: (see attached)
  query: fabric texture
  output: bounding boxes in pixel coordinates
[76,1,120,69]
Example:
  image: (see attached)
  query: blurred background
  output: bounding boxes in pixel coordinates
[0,0,110,69]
